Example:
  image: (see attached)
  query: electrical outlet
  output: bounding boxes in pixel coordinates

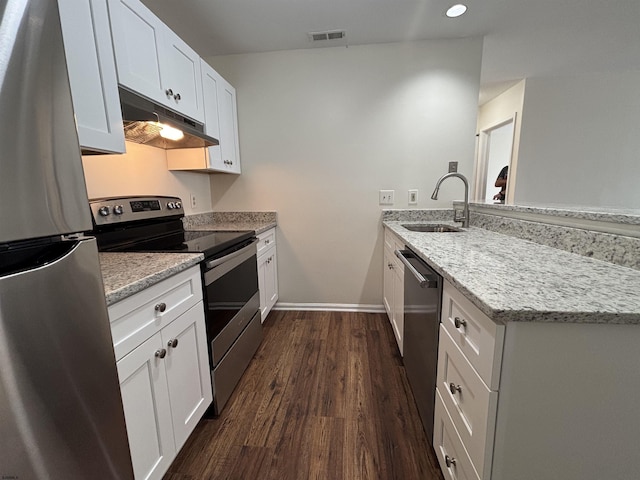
[408,189,418,205]
[379,190,395,205]
[190,193,197,209]
[448,161,458,173]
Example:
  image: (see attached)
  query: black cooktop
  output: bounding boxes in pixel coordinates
[89,196,256,259]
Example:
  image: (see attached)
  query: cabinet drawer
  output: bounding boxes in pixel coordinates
[109,266,203,361]
[257,229,275,255]
[434,389,481,480]
[437,326,497,479]
[441,281,504,390]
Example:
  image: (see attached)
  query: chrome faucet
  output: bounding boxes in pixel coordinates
[430,172,470,228]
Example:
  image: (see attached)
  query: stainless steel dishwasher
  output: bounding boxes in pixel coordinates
[396,248,442,444]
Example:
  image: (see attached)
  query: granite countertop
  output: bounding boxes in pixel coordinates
[183,211,277,235]
[186,220,276,235]
[99,252,203,306]
[384,220,640,325]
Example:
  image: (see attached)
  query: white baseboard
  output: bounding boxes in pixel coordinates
[273,302,385,313]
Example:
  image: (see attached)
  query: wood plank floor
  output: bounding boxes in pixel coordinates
[164,310,445,480]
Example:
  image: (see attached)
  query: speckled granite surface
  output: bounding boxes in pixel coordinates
[99,252,203,306]
[183,211,277,235]
[384,220,640,325]
[471,212,640,270]
[382,209,454,222]
[470,202,640,225]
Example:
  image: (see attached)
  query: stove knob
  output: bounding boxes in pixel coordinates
[98,206,111,217]
[167,202,175,210]
[113,205,124,215]
[175,201,182,209]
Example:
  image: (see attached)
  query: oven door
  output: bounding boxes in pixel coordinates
[203,238,260,366]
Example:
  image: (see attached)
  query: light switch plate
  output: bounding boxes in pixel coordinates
[379,190,395,205]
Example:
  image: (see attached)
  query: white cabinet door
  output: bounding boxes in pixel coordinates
[383,248,394,319]
[217,76,241,173]
[161,304,212,451]
[117,333,175,480]
[200,60,222,167]
[161,32,204,122]
[392,261,404,354]
[58,0,125,153]
[108,0,166,104]
[107,0,204,122]
[257,230,278,322]
[258,247,278,322]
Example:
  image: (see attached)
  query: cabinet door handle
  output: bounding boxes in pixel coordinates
[454,316,467,329]
[167,339,178,348]
[449,382,462,395]
[388,263,393,269]
[155,348,167,359]
[445,455,457,468]
[174,93,181,101]
[155,302,167,313]
[165,88,174,97]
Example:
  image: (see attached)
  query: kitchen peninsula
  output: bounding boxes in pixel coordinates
[383,206,640,480]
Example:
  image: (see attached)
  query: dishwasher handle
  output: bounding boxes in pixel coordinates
[395,249,439,288]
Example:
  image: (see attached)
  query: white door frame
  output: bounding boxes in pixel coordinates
[473,113,517,203]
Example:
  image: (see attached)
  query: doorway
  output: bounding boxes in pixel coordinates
[474,117,515,203]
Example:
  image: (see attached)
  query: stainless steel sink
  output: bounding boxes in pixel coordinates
[401,224,462,232]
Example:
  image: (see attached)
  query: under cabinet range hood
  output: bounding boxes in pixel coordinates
[119,88,219,149]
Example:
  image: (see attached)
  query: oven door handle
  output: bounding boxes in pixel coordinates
[205,238,258,270]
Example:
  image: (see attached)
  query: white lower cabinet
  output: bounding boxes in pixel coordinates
[383,228,404,354]
[434,390,481,480]
[117,331,174,480]
[434,280,503,480]
[257,228,278,321]
[109,266,212,480]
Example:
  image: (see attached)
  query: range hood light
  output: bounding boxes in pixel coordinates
[153,122,185,141]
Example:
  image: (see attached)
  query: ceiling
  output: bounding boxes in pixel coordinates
[141,0,640,104]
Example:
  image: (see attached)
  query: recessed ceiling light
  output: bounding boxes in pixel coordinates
[446,4,468,18]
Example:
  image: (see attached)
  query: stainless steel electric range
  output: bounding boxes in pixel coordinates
[90,196,262,415]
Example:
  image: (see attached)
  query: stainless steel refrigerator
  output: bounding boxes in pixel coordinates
[0,1,134,478]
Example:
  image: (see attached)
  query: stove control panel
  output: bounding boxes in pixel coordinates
[89,196,185,226]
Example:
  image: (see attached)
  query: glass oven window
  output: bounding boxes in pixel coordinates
[204,254,258,340]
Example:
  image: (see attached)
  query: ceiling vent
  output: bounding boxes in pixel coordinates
[308,30,346,42]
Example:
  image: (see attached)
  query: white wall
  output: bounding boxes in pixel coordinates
[207,38,482,307]
[514,71,640,208]
[82,142,213,214]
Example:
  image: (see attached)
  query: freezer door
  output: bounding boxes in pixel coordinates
[0,0,92,243]
[0,237,134,479]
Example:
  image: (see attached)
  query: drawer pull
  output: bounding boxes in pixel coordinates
[449,382,462,395]
[454,316,467,328]
[167,338,178,348]
[388,263,393,269]
[445,455,457,468]
[155,348,167,359]
[155,303,167,313]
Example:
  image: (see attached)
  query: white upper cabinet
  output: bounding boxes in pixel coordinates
[58,0,125,154]
[216,75,241,173]
[107,0,204,123]
[167,61,241,174]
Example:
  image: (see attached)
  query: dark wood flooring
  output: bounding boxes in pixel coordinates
[164,310,444,480]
